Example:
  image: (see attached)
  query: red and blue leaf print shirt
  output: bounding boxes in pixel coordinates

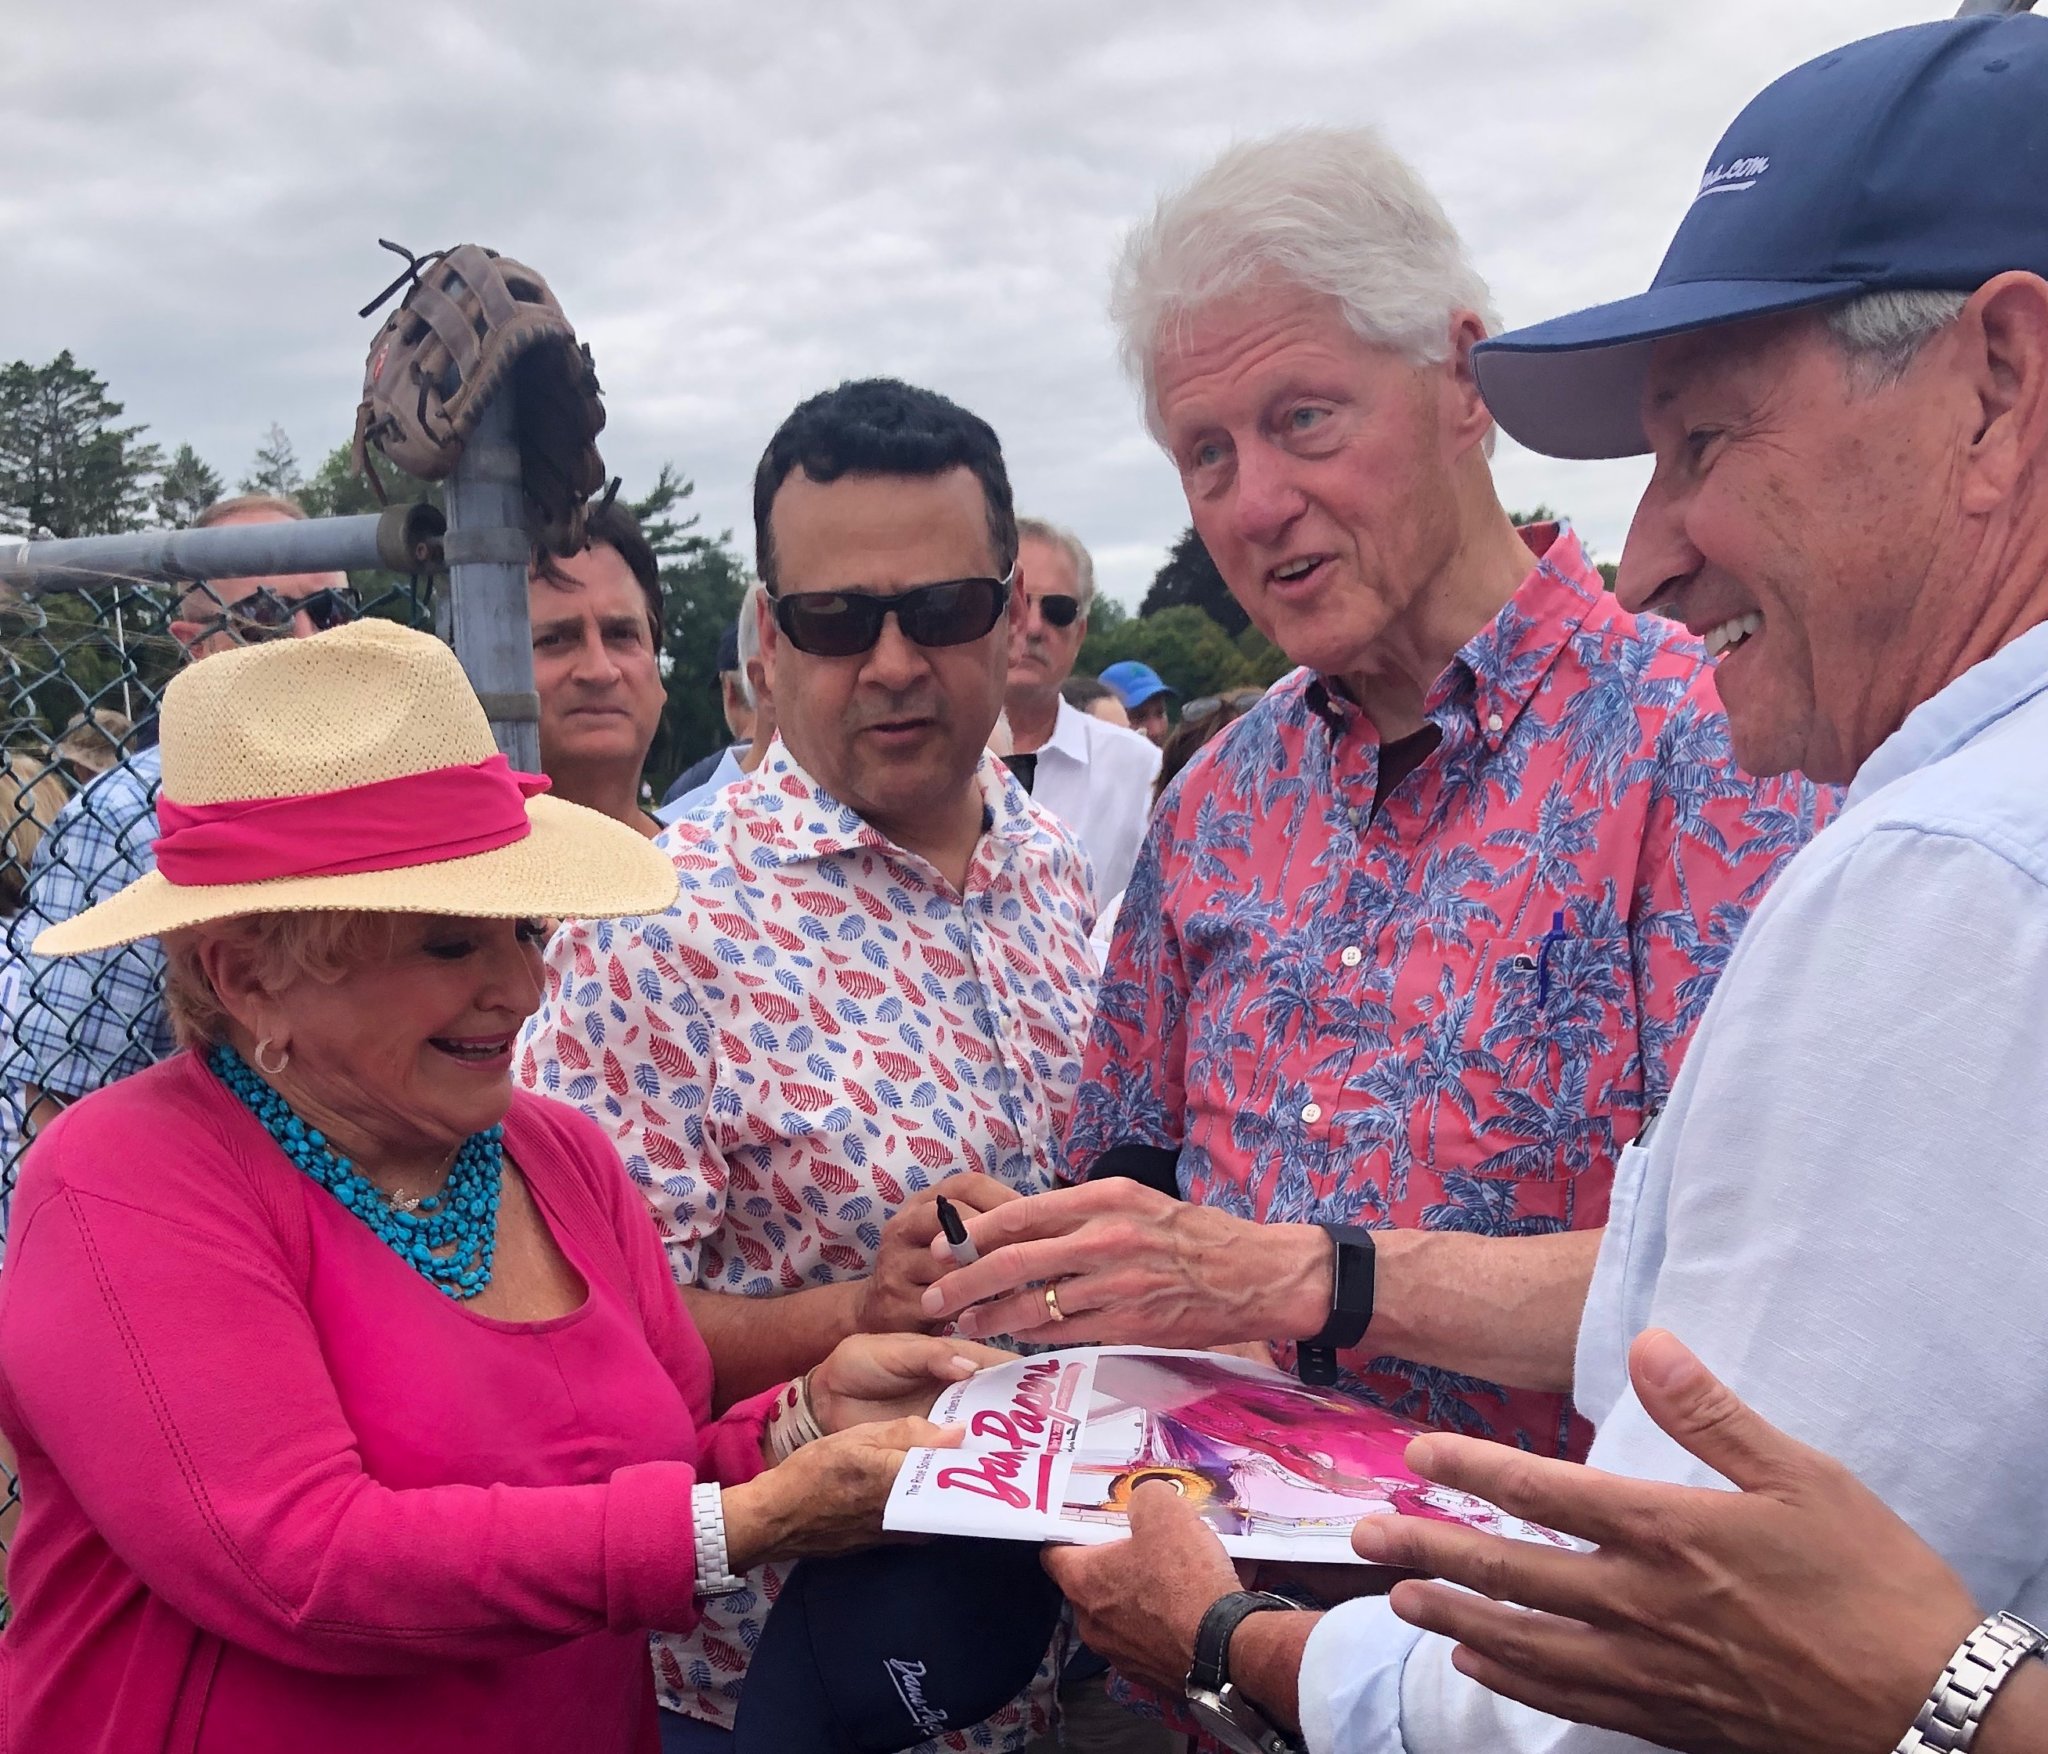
[1065,525,1834,1458]
[516,741,1095,1739]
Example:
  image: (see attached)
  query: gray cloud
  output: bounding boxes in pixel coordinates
[4,0,1936,603]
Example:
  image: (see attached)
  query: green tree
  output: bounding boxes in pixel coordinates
[240,423,304,499]
[1084,594,1131,636]
[0,351,164,538]
[630,465,749,792]
[295,441,443,628]
[1140,524,1247,637]
[154,443,223,527]
[1079,604,1258,702]
[1235,622,1293,686]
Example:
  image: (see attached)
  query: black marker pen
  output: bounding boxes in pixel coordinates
[936,1195,980,1267]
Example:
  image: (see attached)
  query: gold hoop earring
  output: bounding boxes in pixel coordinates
[253,1037,290,1077]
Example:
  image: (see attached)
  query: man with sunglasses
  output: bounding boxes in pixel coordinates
[1004,518,1161,905]
[519,379,1099,1753]
[11,494,353,1135]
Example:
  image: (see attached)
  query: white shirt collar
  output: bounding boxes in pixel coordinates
[1849,617,2048,807]
[1040,697,1093,765]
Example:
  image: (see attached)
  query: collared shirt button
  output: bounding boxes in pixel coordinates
[1301,1101,1323,1124]
[1340,945,1363,968]
[1486,711,1504,734]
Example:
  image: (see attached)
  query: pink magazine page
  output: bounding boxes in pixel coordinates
[885,1347,1573,1562]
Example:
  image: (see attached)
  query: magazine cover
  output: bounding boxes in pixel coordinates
[884,1346,1573,1562]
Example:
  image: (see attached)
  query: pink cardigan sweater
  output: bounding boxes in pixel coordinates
[0,1053,775,1754]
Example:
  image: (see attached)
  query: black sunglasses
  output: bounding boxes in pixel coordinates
[191,583,360,640]
[772,570,1013,659]
[1031,593,1083,629]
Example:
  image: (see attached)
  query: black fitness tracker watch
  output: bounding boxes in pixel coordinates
[1184,1590,1306,1754]
[1297,1223,1376,1386]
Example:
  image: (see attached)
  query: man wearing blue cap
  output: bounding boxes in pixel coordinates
[1041,14,2048,1753]
[1095,660,1176,745]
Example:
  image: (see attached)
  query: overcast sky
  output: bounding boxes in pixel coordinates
[5,0,1942,605]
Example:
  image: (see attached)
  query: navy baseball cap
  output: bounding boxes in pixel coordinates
[1097,660,1176,711]
[715,620,741,674]
[731,1538,1063,1753]
[1475,15,2048,460]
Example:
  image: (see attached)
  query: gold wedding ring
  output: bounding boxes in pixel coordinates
[1044,1282,1065,1323]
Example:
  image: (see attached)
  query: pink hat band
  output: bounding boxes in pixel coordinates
[154,754,553,887]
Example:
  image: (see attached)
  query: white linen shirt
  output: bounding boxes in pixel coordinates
[517,739,1097,1742]
[1025,698,1160,905]
[1298,618,2048,1754]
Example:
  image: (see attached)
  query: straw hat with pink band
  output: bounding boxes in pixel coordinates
[34,618,677,956]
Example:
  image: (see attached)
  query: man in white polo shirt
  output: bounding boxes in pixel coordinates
[1002,518,1160,904]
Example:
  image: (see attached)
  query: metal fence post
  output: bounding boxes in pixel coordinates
[441,388,540,771]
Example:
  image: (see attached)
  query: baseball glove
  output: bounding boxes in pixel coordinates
[351,241,606,554]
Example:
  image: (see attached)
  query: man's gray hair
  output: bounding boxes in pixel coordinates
[1111,125,1500,436]
[735,578,766,708]
[1016,517,1095,612]
[1824,289,1971,389]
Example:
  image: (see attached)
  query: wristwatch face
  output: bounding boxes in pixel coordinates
[1186,1687,1290,1754]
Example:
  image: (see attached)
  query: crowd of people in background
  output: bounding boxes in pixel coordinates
[2,12,2048,1754]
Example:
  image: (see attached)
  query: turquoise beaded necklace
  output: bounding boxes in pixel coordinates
[208,1043,503,1300]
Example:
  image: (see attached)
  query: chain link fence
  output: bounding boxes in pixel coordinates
[0,564,441,1618]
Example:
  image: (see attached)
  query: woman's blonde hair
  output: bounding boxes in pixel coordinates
[2,751,72,912]
[162,910,394,1049]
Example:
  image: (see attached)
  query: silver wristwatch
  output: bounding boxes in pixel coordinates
[1895,1612,2047,1754]
[689,1482,748,1596]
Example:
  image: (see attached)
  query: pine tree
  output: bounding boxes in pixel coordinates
[629,464,749,789]
[0,351,164,538]
[240,423,304,499]
[154,443,224,527]
[1140,524,1247,636]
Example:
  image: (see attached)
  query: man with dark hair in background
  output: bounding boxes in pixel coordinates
[527,496,669,837]
[520,378,1101,1752]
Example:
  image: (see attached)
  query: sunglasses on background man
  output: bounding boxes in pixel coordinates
[186,583,361,643]
[1028,592,1082,629]
[771,569,1014,658]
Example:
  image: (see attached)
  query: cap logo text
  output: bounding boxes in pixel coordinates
[1695,156,1771,199]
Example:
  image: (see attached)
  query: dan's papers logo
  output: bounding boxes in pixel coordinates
[887,1657,951,1737]
[1696,155,1771,199]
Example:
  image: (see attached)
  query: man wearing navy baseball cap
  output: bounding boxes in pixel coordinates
[1042,15,2048,1753]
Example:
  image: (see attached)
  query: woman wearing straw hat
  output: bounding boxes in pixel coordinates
[0,620,993,1754]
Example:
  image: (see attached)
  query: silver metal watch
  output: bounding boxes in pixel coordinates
[1894,1612,2047,1754]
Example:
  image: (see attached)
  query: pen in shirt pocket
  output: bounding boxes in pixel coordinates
[1535,909,1570,1007]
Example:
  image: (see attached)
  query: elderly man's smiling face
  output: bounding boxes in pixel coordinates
[1617,309,1977,785]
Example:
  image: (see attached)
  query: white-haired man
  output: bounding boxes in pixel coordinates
[1018,18,2048,1754]
[924,128,1825,1463]
[1003,517,1160,904]
[658,580,775,822]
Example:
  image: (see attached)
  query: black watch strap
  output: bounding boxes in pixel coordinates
[1189,1590,1296,1694]
[1298,1224,1376,1387]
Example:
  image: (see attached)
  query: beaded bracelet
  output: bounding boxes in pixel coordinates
[766,1370,827,1463]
